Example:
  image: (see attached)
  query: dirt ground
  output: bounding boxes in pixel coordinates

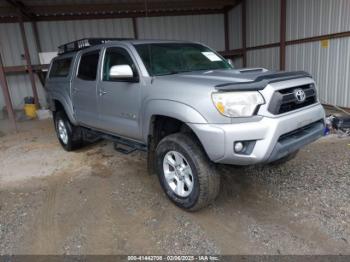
[0,119,349,255]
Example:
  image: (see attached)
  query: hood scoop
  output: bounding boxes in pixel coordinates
[238,68,268,74]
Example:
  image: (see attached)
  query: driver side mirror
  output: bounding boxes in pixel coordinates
[109,65,137,81]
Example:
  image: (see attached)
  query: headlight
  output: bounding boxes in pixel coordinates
[212,91,265,117]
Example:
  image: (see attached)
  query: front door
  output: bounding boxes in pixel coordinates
[72,49,101,127]
[97,46,142,140]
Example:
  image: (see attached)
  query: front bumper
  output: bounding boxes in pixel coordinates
[188,104,325,165]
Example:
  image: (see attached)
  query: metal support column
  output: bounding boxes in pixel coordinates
[0,53,17,131]
[224,9,230,51]
[32,21,42,53]
[280,0,287,70]
[241,0,247,67]
[18,15,40,107]
[132,17,138,39]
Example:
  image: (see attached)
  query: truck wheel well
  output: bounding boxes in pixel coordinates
[53,100,64,113]
[149,115,200,148]
[146,115,208,176]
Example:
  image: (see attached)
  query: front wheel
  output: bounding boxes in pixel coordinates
[155,133,220,211]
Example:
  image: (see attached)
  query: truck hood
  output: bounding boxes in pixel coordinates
[155,69,311,91]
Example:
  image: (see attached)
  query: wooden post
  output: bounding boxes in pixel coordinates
[280,0,287,70]
[241,0,247,67]
[0,53,17,131]
[18,15,40,107]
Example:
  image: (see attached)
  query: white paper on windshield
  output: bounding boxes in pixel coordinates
[201,52,222,62]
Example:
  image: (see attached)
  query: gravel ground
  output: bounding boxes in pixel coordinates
[0,119,349,255]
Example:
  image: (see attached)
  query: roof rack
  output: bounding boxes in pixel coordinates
[58,38,133,55]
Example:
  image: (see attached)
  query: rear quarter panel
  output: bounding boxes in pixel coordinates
[46,53,78,124]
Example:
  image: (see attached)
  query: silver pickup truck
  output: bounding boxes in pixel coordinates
[46,38,325,211]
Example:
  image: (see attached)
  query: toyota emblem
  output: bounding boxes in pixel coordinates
[293,89,306,103]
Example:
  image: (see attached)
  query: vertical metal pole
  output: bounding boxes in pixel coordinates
[0,53,17,131]
[132,17,138,39]
[18,15,40,107]
[224,9,230,52]
[32,21,42,53]
[241,0,247,67]
[280,0,287,71]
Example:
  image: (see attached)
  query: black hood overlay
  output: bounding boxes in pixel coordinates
[215,71,312,92]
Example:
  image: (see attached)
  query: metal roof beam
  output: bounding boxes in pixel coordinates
[30,0,238,15]
[4,0,35,20]
[0,0,239,17]
[0,9,225,23]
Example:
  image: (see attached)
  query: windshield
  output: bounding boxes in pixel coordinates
[134,43,232,76]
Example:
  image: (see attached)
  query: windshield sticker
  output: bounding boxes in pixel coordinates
[201,52,222,62]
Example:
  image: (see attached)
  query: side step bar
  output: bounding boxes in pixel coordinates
[111,136,147,154]
[82,128,147,154]
[114,143,137,154]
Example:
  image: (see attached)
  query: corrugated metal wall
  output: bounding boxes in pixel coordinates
[1,1,350,110]
[0,23,26,66]
[247,47,280,71]
[245,0,280,71]
[137,15,225,51]
[0,14,226,110]
[287,37,350,108]
[1,19,135,109]
[232,57,244,69]
[246,0,280,47]
[228,4,242,50]
[245,0,350,107]
[286,0,350,108]
[37,18,134,52]
[227,3,243,69]
[287,0,350,41]
[0,22,46,108]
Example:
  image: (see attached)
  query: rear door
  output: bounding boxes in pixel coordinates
[97,46,142,140]
[72,49,101,127]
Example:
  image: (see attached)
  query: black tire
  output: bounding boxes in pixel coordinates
[270,150,299,166]
[155,133,220,211]
[54,111,83,151]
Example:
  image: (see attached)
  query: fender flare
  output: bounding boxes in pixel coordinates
[49,92,77,125]
[142,99,208,142]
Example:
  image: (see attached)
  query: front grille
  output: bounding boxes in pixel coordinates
[268,84,317,115]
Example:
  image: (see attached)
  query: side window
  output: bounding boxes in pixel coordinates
[49,57,72,78]
[103,47,137,81]
[77,51,100,81]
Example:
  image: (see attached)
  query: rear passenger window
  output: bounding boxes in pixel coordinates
[49,58,72,78]
[77,51,100,81]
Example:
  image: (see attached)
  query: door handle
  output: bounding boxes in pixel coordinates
[99,90,107,96]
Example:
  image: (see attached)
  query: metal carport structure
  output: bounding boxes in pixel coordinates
[0,0,349,130]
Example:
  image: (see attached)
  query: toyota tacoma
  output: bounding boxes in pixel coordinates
[46,38,325,211]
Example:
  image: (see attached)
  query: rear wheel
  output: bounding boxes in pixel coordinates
[155,133,220,211]
[54,111,83,151]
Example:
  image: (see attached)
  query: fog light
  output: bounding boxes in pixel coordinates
[234,142,244,153]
